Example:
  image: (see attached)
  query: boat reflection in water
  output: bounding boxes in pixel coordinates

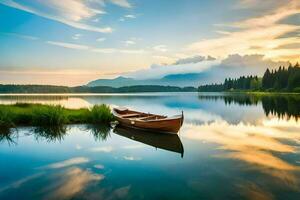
[113,126,184,157]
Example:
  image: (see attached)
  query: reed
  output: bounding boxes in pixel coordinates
[89,104,114,124]
[0,104,114,127]
[0,108,15,127]
[32,105,67,126]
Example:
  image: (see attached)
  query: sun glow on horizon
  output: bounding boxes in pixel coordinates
[0,0,299,85]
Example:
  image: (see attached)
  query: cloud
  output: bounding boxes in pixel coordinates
[89,146,113,152]
[110,0,132,8]
[0,32,39,40]
[125,54,289,82]
[96,37,106,42]
[275,42,300,49]
[126,59,220,79]
[0,167,103,199]
[119,14,136,21]
[41,40,146,55]
[220,54,289,71]
[204,54,289,83]
[123,156,142,161]
[153,45,168,52]
[173,55,216,65]
[92,47,146,54]
[47,41,90,50]
[182,118,300,186]
[238,183,275,200]
[45,167,103,200]
[92,48,116,53]
[234,0,286,10]
[46,39,146,54]
[0,172,44,193]
[41,157,90,169]
[119,49,146,54]
[0,0,113,33]
[94,164,105,169]
[233,1,300,29]
[72,34,81,40]
[188,0,300,62]
[92,18,100,22]
[124,14,136,18]
[123,40,136,46]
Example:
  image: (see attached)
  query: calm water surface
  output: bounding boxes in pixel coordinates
[0,93,300,200]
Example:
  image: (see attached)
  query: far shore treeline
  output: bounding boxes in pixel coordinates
[0,85,197,94]
[198,63,300,93]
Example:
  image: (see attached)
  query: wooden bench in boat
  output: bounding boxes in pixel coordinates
[137,115,166,121]
[121,113,143,118]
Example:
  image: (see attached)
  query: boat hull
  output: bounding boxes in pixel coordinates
[112,108,183,134]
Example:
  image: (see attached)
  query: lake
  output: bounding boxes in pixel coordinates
[0,92,300,200]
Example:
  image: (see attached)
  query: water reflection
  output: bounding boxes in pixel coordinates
[43,167,103,200]
[0,95,90,109]
[198,94,300,119]
[0,162,103,200]
[1,93,300,200]
[85,124,111,141]
[32,126,68,142]
[114,126,184,157]
[0,127,18,145]
[183,117,300,190]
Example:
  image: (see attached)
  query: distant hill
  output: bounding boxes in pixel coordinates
[87,73,209,87]
[87,76,138,87]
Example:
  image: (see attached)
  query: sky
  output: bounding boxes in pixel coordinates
[0,0,299,86]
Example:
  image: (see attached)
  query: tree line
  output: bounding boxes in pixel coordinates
[0,84,197,94]
[198,63,300,92]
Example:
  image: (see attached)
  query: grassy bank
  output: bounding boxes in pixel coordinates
[0,103,114,128]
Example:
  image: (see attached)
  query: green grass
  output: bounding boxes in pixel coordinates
[89,104,114,124]
[0,103,114,127]
[0,108,14,128]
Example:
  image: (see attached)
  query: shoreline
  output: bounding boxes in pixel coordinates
[0,91,198,96]
[198,91,300,95]
[0,91,299,96]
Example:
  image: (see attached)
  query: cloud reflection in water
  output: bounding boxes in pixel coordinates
[183,117,300,189]
[43,167,103,200]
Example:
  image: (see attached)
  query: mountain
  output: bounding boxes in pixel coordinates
[87,76,137,87]
[87,73,210,87]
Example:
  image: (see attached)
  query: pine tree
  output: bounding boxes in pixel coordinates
[262,68,271,89]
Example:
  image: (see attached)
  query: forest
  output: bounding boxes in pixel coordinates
[198,63,300,92]
[0,84,197,93]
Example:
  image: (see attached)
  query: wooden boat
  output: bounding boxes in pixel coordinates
[112,107,184,134]
[114,126,184,157]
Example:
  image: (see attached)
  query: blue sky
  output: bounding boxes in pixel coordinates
[0,0,299,85]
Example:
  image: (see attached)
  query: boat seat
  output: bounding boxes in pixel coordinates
[137,115,156,120]
[122,113,142,118]
[138,115,166,120]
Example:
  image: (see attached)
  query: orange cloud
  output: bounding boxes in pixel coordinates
[188,0,300,63]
